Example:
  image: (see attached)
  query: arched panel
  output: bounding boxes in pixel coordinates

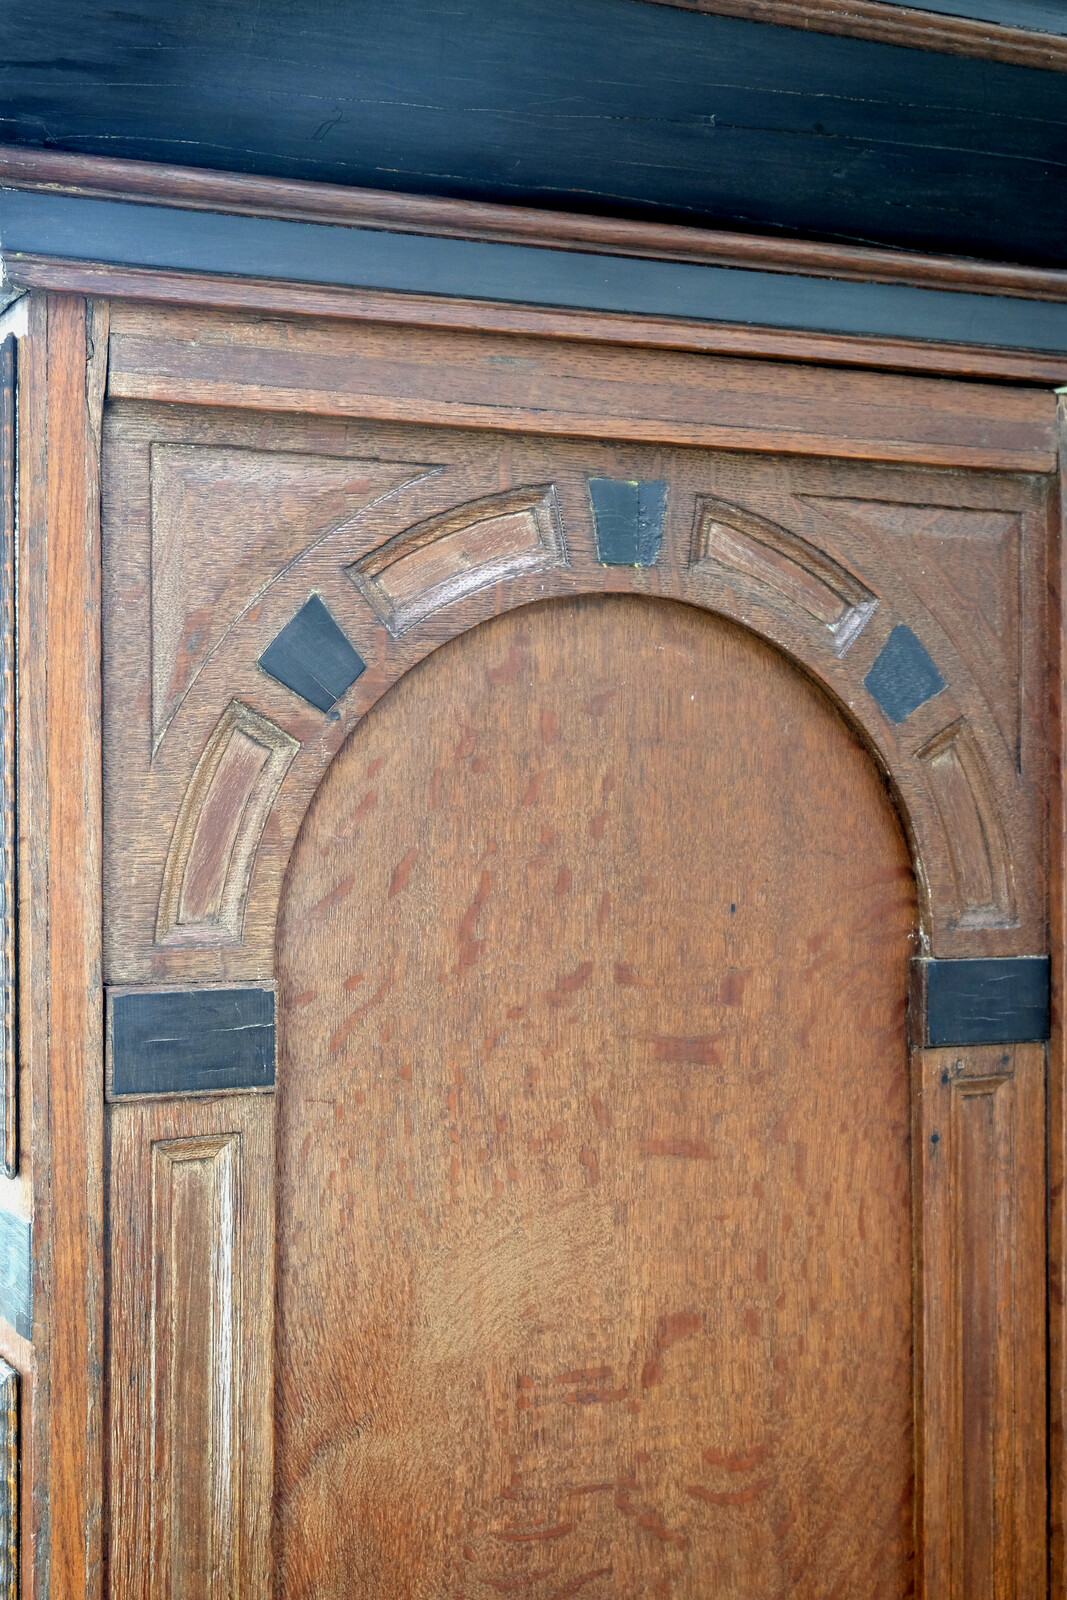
[273,595,918,1598]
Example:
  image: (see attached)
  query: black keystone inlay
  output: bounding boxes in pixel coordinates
[864,624,945,723]
[0,1207,31,1340]
[914,956,1050,1048]
[258,594,365,712]
[590,478,667,566]
[108,986,275,1097]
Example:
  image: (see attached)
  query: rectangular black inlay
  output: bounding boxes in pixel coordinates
[0,1209,30,1342]
[914,955,1050,1047]
[590,478,667,566]
[108,986,276,1098]
[258,594,366,713]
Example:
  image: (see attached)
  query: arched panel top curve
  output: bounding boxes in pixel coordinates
[100,409,1048,985]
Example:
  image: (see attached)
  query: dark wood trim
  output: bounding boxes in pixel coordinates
[10,255,1067,388]
[3,146,1067,305]
[636,0,1067,71]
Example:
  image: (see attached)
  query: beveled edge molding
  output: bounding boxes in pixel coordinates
[918,719,1016,928]
[157,700,298,948]
[11,256,1067,388]
[349,485,568,635]
[691,495,877,655]
[0,1358,16,1600]
[2,145,1067,304]
[637,0,1067,71]
[0,336,15,1177]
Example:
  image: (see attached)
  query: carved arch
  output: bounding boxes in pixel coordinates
[128,468,1039,989]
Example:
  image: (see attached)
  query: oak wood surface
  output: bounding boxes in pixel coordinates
[106,1095,274,1600]
[5,145,1067,301]
[13,258,1067,388]
[104,303,1058,473]
[44,294,105,1600]
[271,593,919,1597]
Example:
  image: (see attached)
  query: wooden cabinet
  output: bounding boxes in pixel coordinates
[2,269,1064,1596]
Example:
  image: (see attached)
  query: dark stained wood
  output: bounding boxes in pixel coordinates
[104,302,1059,472]
[913,955,1051,1046]
[106,987,275,1099]
[13,256,1067,387]
[641,0,1067,70]
[6,146,1067,301]
[274,595,919,1597]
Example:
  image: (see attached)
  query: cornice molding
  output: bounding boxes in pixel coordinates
[2,147,1067,306]
[635,0,1067,71]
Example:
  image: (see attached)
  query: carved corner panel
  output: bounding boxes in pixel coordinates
[99,397,1050,1599]
[102,405,1048,988]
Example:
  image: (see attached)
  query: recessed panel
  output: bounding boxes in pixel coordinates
[274,595,917,1598]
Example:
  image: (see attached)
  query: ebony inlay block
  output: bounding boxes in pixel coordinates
[0,1209,30,1341]
[589,477,667,566]
[108,985,276,1097]
[0,1357,16,1600]
[258,594,365,712]
[864,624,945,723]
[913,956,1050,1047]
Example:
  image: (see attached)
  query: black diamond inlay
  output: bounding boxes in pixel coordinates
[864,624,945,724]
[258,594,365,712]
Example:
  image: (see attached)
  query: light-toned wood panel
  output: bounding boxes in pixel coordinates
[104,303,1058,472]
[107,1095,273,1600]
[914,1042,1046,1599]
[274,594,919,1598]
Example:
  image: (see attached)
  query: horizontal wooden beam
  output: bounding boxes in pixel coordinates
[2,145,1066,304]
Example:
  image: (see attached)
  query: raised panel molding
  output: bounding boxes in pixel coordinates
[150,1134,240,1600]
[691,495,877,654]
[918,720,1016,929]
[915,1043,1046,1598]
[348,484,567,635]
[108,1097,274,1600]
[0,1359,16,1600]
[157,700,298,947]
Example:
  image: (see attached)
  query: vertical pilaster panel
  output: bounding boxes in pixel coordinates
[108,1096,273,1600]
[916,1042,1046,1598]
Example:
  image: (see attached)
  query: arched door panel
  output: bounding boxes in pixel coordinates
[274,596,917,1598]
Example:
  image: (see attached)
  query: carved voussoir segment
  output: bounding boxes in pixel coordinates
[690,496,876,654]
[349,485,567,635]
[919,720,1015,928]
[158,701,297,948]
[107,986,275,1099]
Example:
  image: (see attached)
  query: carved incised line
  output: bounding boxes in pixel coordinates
[349,484,567,635]
[691,496,877,655]
[157,701,298,948]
